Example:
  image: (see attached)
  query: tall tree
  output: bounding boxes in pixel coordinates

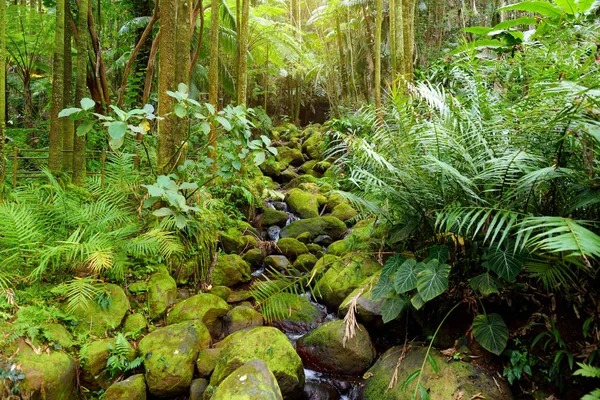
[173,0,190,163]
[73,0,89,185]
[49,0,65,171]
[0,0,6,188]
[207,0,219,163]
[374,0,383,108]
[62,10,74,172]
[236,0,249,105]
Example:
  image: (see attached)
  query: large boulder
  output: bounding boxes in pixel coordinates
[286,189,320,219]
[277,146,305,167]
[224,304,264,334]
[210,327,304,397]
[302,130,323,160]
[296,320,376,375]
[148,273,177,320]
[123,313,148,336]
[213,254,251,287]
[43,323,73,350]
[339,272,385,324]
[363,347,512,399]
[270,293,325,335]
[17,349,77,400]
[103,374,147,400]
[280,216,347,240]
[167,293,231,335]
[212,360,283,400]
[242,248,264,268]
[331,203,358,222]
[293,253,319,272]
[80,337,136,390]
[276,237,309,259]
[263,208,289,227]
[71,283,130,336]
[220,228,258,254]
[315,254,382,309]
[138,320,212,397]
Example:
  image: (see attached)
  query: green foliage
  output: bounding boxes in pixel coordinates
[0,358,25,396]
[575,363,600,399]
[472,313,509,355]
[503,349,534,385]
[105,333,144,378]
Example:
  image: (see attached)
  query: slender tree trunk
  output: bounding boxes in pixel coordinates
[402,0,415,81]
[143,30,161,105]
[263,44,268,113]
[236,0,249,105]
[207,0,219,164]
[335,15,347,99]
[158,0,177,172]
[374,0,383,108]
[73,0,89,185]
[62,12,74,172]
[49,0,65,172]
[173,0,190,165]
[0,0,6,189]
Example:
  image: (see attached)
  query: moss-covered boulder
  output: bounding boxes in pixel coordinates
[43,323,73,350]
[315,254,382,309]
[197,348,221,377]
[138,320,212,397]
[264,255,292,272]
[242,248,264,268]
[331,203,358,222]
[286,188,319,219]
[339,272,385,324]
[213,254,251,287]
[18,349,77,400]
[190,378,209,400]
[300,160,318,173]
[277,237,309,259]
[148,273,177,320]
[280,216,347,240]
[270,293,325,334]
[263,208,289,227]
[307,243,325,259]
[363,347,512,399]
[210,285,233,301]
[328,239,349,256]
[72,283,130,335]
[293,253,319,272]
[128,281,148,294]
[260,161,285,179]
[296,232,312,244]
[277,146,305,167]
[224,305,264,334]
[302,130,323,160]
[103,374,147,400]
[123,313,147,335]
[212,360,283,400]
[220,228,258,254]
[210,327,304,397]
[227,290,253,303]
[80,337,136,390]
[296,320,376,375]
[167,293,231,335]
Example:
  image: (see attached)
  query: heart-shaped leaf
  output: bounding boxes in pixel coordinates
[472,313,508,355]
[416,259,450,302]
[381,295,408,323]
[487,246,523,282]
[392,258,420,293]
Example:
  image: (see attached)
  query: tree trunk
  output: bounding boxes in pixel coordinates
[207,0,219,164]
[236,0,249,106]
[374,0,383,108]
[73,0,89,185]
[335,15,347,99]
[62,11,74,172]
[173,0,190,165]
[49,0,65,172]
[0,0,6,189]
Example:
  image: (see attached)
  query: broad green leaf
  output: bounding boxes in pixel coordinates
[424,245,449,263]
[232,160,242,171]
[393,258,420,293]
[416,259,450,302]
[153,208,174,217]
[216,116,232,131]
[267,146,278,155]
[108,121,127,139]
[80,98,95,111]
[177,82,189,94]
[462,26,493,35]
[418,383,430,400]
[492,16,537,30]
[469,273,500,296]
[381,295,408,323]
[576,0,596,12]
[553,0,577,14]
[174,103,187,118]
[141,184,163,197]
[372,276,394,300]
[109,135,124,150]
[76,120,94,137]
[472,313,509,355]
[254,151,266,166]
[411,292,425,310]
[498,2,562,18]
[205,103,215,115]
[179,182,198,190]
[261,135,272,146]
[111,105,127,121]
[199,120,210,135]
[452,39,505,54]
[58,108,82,118]
[574,363,600,378]
[487,246,523,282]
[174,214,187,229]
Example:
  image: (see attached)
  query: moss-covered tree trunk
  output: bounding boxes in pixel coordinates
[73,0,89,185]
[402,0,415,82]
[62,11,74,172]
[173,0,190,165]
[0,0,6,189]
[49,0,65,172]
[236,0,249,106]
[207,0,219,164]
[374,0,383,108]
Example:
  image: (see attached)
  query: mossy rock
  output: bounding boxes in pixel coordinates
[263,208,289,227]
[313,161,331,173]
[315,254,382,309]
[293,253,318,272]
[227,290,254,303]
[286,174,320,189]
[123,313,147,335]
[296,320,376,375]
[43,323,73,350]
[224,305,264,334]
[72,283,130,335]
[128,281,148,294]
[191,378,209,400]
[270,293,325,334]
[197,348,221,377]
[306,243,325,258]
[300,160,318,173]
[296,232,312,244]
[210,327,304,397]
[103,374,147,400]
[138,320,212,397]
[260,161,285,179]
[213,254,251,287]
[363,347,512,399]
[242,248,264,268]
[167,293,231,335]
[80,338,136,390]
[212,360,283,400]
[276,237,309,259]
[17,349,77,400]
[286,188,319,219]
[280,216,347,240]
[339,272,385,324]
[148,273,177,320]
[331,203,358,222]
[302,130,324,160]
[326,193,349,212]
[328,239,349,256]
[210,286,233,301]
[280,167,299,183]
[276,146,305,167]
[264,255,292,272]
[220,228,258,254]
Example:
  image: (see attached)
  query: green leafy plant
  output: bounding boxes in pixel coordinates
[574,363,600,400]
[105,334,144,378]
[503,349,534,385]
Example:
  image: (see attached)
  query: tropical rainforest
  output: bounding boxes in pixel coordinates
[0,0,599,398]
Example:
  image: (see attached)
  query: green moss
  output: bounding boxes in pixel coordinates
[167,293,231,334]
[300,160,318,173]
[210,285,233,301]
[277,146,304,167]
[212,360,283,400]
[148,273,177,320]
[264,255,292,271]
[331,203,358,222]
[263,208,289,226]
[243,248,264,268]
[18,349,77,400]
[225,305,264,334]
[128,281,148,294]
[302,130,323,160]
[339,272,384,324]
[328,239,349,256]
[293,253,318,272]
[326,193,349,212]
[296,232,311,244]
[213,254,251,287]
[123,313,147,335]
[220,228,257,254]
[277,237,309,259]
[43,323,73,350]
[197,348,222,377]
[103,374,147,400]
[270,293,322,324]
[72,283,130,335]
[280,216,347,240]
[285,188,319,219]
[80,338,136,390]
